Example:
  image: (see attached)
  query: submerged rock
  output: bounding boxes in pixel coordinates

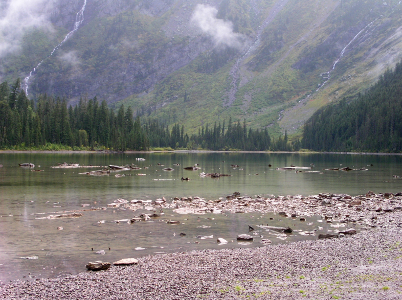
[259,225,293,233]
[167,220,180,224]
[19,163,35,168]
[20,256,38,260]
[47,213,83,219]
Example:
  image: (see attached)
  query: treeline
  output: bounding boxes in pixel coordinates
[0,79,148,150]
[303,60,402,152]
[143,118,300,151]
[0,79,299,151]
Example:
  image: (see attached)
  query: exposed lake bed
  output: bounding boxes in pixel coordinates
[0,152,402,298]
[1,192,402,299]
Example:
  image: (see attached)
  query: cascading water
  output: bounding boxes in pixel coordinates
[23,0,87,96]
[316,18,377,92]
[284,17,381,133]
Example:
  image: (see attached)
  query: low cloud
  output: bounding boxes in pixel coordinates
[0,0,54,58]
[59,50,81,70]
[191,4,244,49]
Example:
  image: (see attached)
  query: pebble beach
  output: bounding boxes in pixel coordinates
[1,191,402,299]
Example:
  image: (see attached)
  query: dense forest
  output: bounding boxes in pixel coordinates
[0,79,298,151]
[0,79,149,151]
[302,60,402,152]
[143,118,287,151]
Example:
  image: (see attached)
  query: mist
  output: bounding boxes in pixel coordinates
[0,0,54,58]
[191,4,244,49]
[59,50,81,71]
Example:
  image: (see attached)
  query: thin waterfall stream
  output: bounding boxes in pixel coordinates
[285,17,380,123]
[316,18,378,92]
[23,0,87,96]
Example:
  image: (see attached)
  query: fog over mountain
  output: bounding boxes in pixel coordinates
[191,4,245,49]
[0,0,54,57]
[1,0,402,136]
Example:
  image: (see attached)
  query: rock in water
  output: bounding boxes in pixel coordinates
[237,234,253,241]
[113,258,139,266]
[167,220,180,224]
[318,234,339,239]
[260,225,293,233]
[86,261,111,271]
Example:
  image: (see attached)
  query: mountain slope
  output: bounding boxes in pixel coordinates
[1,0,402,137]
[302,60,402,152]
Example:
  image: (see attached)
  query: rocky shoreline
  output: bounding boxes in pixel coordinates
[116,190,402,232]
[1,192,402,299]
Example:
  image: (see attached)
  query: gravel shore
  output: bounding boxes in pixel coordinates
[1,192,402,299]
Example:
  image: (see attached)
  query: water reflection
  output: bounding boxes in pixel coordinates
[0,152,401,282]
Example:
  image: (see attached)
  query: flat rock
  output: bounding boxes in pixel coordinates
[237,234,253,241]
[318,233,339,239]
[86,261,111,271]
[167,220,180,224]
[113,258,139,266]
[339,228,357,235]
[47,213,83,219]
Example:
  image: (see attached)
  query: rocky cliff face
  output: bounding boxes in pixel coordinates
[1,0,402,135]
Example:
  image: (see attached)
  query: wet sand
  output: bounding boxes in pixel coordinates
[1,192,402,299]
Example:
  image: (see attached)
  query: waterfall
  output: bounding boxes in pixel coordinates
[316,19,377,92]
[332,20,376,71]
[24,0,87,96]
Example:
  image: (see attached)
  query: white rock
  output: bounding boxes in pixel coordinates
[113,258,139,266]
[217,238,228,244]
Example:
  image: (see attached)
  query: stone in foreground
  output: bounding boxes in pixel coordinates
[340,228,357,235]
[86,261,111,271]
[113,258,139,266]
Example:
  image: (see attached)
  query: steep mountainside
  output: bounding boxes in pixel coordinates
[1,0,402,136]
[303,60,402,152]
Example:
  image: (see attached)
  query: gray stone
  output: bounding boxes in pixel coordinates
[339,228,357,235]
[318,233,339,239]
[167,220,180,224]
[237,234,253,241]
[86,261,111,271]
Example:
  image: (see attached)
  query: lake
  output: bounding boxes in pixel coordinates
[0,151,401,282]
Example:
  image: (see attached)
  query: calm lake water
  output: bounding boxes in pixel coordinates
[0,152,401,282]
